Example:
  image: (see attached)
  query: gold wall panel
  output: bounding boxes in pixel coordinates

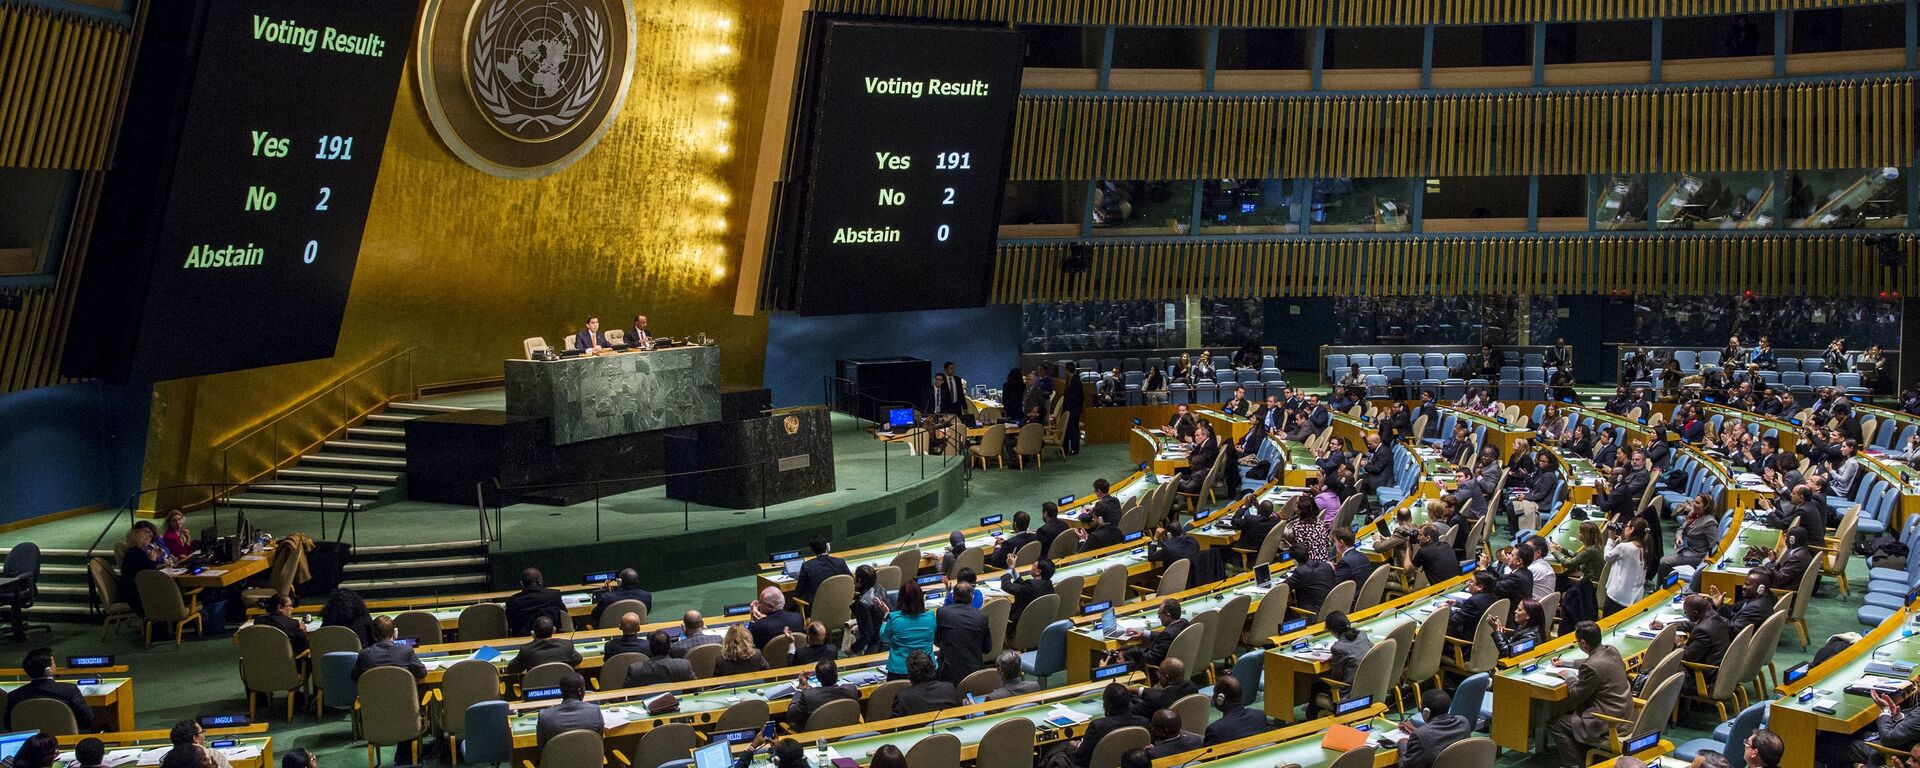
[141,0,783,491]
[0,2,130,169]
[1009,78,1913,180]
[810,0,1890,27]
[993,235,1920,302]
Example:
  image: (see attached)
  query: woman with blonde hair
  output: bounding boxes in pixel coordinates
[161,509,197,558]
[712,623,768,677]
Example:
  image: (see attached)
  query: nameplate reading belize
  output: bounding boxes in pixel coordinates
[789,19,1023,314]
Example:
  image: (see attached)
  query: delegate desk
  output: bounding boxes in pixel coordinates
[1445,407,1535,460]
[1689,510,1779,600]
[57,727,271,768]
[273,583,606,632]
[0,675,134,732]
[1188,485,1306,550]
[164,546,276,590]
[505,344,720,445]
[1699,404,1798,454]
[1578,408,1653,445]
[1860,453,1920,523]
[1149,708,1395,768]
[1770,604,1920,768]
[1552,450,1605,505]
[1330,412,1370,448]
[755,470,1155,595]
[506,654,895,748]
[1490,586,1688,753]
[1279,439,1321,487]
[710,676,1139,766]
[1064,571,1287,684]
[1199,407,1253,443]
[1262,574,1466,722]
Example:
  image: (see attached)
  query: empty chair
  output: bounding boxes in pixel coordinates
[134,569,203,648]
[392,611,442,645]
[629,723,696,768]
[976,715,1037,768]
[906,732,961,768]
[457,603,510,642]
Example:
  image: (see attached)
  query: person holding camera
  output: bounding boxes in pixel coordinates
[1602,518,1648,614]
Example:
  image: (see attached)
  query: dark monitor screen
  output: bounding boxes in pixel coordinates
[775,18,1024,315]
[67,0,416,382]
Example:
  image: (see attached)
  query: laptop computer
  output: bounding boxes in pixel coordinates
[1101,607,1125,639]
[692,741,732,768]
[0,732,34,763]
[782,559,804,578]
[1253,563,1271,587]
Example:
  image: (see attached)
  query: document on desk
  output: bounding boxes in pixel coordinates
[1846,675,1914,697]
[195,569,228,578]
[1524,670,1570,687]
[138,747,172,764]
[219,746,262,762]
[601,708,633,729]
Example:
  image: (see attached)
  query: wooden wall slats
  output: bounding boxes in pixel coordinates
[0,3,131,169]
[812,0,1890,26]
[1009,79,1916,181]
[992,235,1920,302]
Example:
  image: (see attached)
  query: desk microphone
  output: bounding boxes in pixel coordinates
[1172,745,1221,768]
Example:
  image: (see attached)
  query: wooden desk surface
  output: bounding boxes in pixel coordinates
[1770,601,1916,768]
[1148,707,1393,768]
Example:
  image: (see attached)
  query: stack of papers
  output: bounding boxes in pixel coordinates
[1046,705,1093,725]
[216,746,262,762]
[1524,670,1570,686]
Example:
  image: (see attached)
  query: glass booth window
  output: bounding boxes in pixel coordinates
[1307,177,1413,233]
[1787,168,1908,229]
[1215,29,1309,70]
[1091,181,1194,236]
[1017,25,1104,69]
[1591,175,1651,230]
[1198,179,1297,233]
[999,181,1080,226]
[1652,172,1776,230]
[1021,300,1188,353]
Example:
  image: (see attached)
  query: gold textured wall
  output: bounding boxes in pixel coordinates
[810,0,1893,27]
[141,0,783,494]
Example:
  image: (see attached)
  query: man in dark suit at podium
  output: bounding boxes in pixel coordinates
[573,316,607,352]
[623,315,652,350]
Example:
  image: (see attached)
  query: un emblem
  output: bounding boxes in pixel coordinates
[418,0,635,178]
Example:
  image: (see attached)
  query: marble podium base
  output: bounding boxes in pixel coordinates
[663,406,835,509]
[505,345,721,445]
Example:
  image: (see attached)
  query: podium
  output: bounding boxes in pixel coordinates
[663,406,835,509]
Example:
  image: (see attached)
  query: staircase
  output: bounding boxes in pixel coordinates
[0,546,104,620]
[339,539,494,596]
[224,401,471,517]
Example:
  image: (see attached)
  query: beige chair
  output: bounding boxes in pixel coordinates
[1444,598,1508,675]
[1641,624,1681,669]
[1089,564,1130,607]
[1352,566,1391,612]
[392,611,442,645]
[804,697,860,731]
[308,624,363,716]
[1176,453,1228,512]
[1819,513,1858,600]
[1088,725,1149,768]
[1132,559,1190,598]
[1243,583,1291,645]
[886,549,921,584]
[874,565,904,593]
[1637,649,1685,706]
[1309,581,1358,624]
[604,330,625,345]
[237,624,306,721]
[686,644,723,678]
[1328,747,1375,768]
[522,338,549,359]
[1333,493,1363,533]
[1408,415,1428,445]
[1117,504,1146,536]
[1171,693,1209,734]
[457,603,510,642]
[947,548,986,580]
[1682,624,1756,722]
[1779,559,1819,648]
[983,598,1012,656]
[1315,638,1398,715]
[1149,623,1208,684]
[1012,426,1045,469]
[87,558,136,640]
[762,634,793,668]
[1208,594,1253,673]
[1229,524,1285,572]
[1047,528,1082,561]
[975,717,1036,768]
[595,599,647,630]
[1399,606,1450,704]
[1014,540,1042,568]
[713,698,770,733]
[134,569,203,648]
[561,335,579,352]
[810,574,856,632]
[437,659,500,761]
[1010,594,1060,652]
[1041,418,1068,462]
[1379,619,1419,715]
[630,723,695,768]
[1537,591,1562,637]
[522,661,573,693]
[1587,673,1686,764]
[866,680,910,722]
[957,668,1002,698]
[356,665,429,768]
[599,652,645,692]
[535,729,604,768]
[907,733,962,768]
[10,698,77,736]
[241,546,301,605]
[1748,610,1790,692]
[1432,737,1498,768]
[1050,575,1085,618]
[1184,609,1221,684]
[971,424,1008,469]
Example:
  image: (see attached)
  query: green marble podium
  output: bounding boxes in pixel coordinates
[504,345,721,445]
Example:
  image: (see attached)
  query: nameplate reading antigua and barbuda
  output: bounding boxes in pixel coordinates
[782,18,1023,315]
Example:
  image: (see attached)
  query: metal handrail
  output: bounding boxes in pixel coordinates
[216,347,417,488]
[87,480,362,559]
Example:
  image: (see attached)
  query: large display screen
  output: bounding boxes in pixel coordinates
[68,0,416,382]
[782,18,1023,316]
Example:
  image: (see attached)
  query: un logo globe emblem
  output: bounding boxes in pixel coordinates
[418,0,635,178]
